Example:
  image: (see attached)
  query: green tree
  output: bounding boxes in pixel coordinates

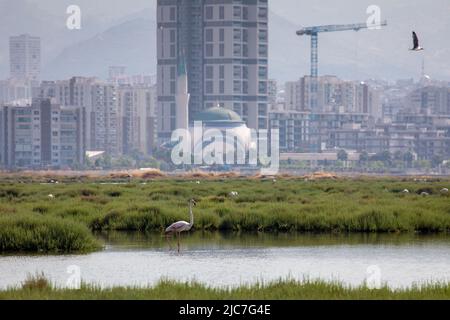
[337,149,348,162]
[431,155,444,168]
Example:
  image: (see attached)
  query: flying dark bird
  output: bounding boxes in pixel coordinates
[410,31,424,51]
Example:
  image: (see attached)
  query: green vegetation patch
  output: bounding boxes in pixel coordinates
[2,276,450,300]
[0,215,100,254]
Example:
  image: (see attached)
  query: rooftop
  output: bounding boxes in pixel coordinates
[193,107,243,123]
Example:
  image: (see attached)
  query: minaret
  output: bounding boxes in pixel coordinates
[176,51,190,130]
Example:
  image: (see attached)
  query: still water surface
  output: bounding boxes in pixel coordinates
[1,232,449,289]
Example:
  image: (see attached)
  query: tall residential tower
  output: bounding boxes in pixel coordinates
[9,34,41,81]
[157,0,269,142]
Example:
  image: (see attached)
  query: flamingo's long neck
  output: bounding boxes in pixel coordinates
[188,203,194,228]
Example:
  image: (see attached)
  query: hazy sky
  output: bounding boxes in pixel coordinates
[1,0,449,81]
[23,0,449,26]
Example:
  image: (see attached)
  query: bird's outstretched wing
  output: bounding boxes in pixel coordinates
[412,31,419,49]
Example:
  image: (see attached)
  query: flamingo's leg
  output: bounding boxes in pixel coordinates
[166,233,173,251]
[177,232,181,253]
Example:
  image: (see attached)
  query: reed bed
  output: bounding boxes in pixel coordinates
[2,275,449,300]
[0,177,449,253]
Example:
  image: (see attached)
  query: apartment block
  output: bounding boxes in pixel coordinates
[118,84,157,156]
[37,77,120,155]
[0,99,85,169]
[9,34,41,81]
[284,76,382,120]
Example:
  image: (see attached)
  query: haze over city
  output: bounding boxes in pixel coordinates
[1,0,449,81]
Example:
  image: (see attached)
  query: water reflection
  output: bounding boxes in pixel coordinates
[96,231,450,250]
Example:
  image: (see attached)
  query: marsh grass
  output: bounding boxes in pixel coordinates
[0,177,449,253]
[1,278,450,300]
[0,214,100,254]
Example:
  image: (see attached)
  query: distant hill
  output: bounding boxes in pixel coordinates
[43,18,156,79]
[2,1,450,83]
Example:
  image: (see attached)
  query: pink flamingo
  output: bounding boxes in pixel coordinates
[165,199,196,252]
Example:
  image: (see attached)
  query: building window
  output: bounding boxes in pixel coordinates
[259,82,267,94]
[258,104,268,116]
[243,7,249,20]
[259,44,268,57]
[206,44,214,57]
[233,6,241,19]
[233,44,241,57]
[169,7,176,21]
[243,44,248,57]
[243,29,248,42]
[206,81,214,94]
[258,7,268,19]
[259,29,268,42]
[243,81,248,94]
[233,81,241,93]
[206,66,214,79]
[243,66,248,79]
[233,29,241,41]
[258,66,267,78]
[219,65,225,79]
[219,29,225,42]
[219,44,225,57]
[205,6,213,20]
[219,81,225,94]
[205,29,213,42]
[219,6,225,20]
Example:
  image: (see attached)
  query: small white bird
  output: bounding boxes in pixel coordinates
[402,189,410,194]
[229,191,239,197]
[441,188,449,194]
[48,194,55,199]
[410,31,424,51]
[420,192,430,197]
[196,181,201,185]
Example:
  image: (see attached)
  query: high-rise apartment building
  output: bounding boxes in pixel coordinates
[285,76,382,120]
[9,34,41,81]
[0,99,85,169]
[38,77,120,155]
[157,0,269,142]
[406,86,450,116]
[117,84,157,156]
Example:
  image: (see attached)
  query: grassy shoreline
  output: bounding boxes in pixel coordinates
[1,177,449,253]
[2,277,450,300]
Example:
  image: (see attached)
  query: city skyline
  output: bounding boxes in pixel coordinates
[0,1,449,172]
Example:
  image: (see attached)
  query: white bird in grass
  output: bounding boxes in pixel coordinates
[229,191,239,197]
[165,199,196,253]
[441,188,449,194]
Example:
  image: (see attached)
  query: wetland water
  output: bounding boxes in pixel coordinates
[1,232,449,289]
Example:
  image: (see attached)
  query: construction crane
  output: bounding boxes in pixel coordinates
[296,21,387,109]
[296,21,387,78]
